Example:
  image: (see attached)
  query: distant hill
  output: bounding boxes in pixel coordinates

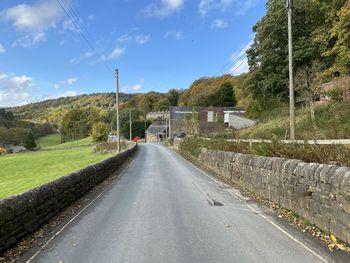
[9,74,248,127]
[11,93,136,127]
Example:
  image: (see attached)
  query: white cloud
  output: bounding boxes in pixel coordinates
[2,0,62,32]
[87,14,95,21]
[135,35,151,45]
[66,78,77,85]
[105,46,126,60]
[61,17,83,34]
[61,90,77,97]
[164,30,184,40]
[141,0,184,18]
[0,44,5,54]
[53,77,78,89]
[84,51,94,58]
[211,19,228,29]
[117,33,151,45]
[0,71,80,107]
[229,40,253,75]
[199,0,232,16]
[121,80,144,93]
[230,40,253,61]
[199,0,259,16]
[230,57,249,76]
[0,72,35,107]
[236,0,260,15]
[3,0,64,48]
[12,32,47,48]
[69,58,78,64]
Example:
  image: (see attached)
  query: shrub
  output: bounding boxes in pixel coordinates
[92,122,109,142]
[180,137,350,167]
[23,132,37,150]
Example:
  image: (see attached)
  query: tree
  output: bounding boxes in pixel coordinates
[155,98,171,111]
[23,132,36,149]
[246,0,331,102]
[92,122,109,142]
[295,62,322,127]
[61,107,100,141]
[323,1,350,76]
[166,89,181,106]
[121,120,150,139]
[218,82,237,106]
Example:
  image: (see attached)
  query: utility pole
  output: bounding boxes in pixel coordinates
[129,109,132,141]
[144,116,147,142]
[115,68,120,152]
[165,117,168,140]
[287,0,295,140]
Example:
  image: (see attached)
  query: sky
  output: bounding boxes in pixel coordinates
[0,0,266,107]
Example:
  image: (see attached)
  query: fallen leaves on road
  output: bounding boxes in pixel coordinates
[327,235,350,252]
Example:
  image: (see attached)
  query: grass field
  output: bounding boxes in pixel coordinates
[36,134,93,149]
[47,137,93,149]
[0,146,112,199]
[36,133,62,148]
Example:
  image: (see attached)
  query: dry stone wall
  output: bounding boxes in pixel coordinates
[176,139,350,244]
[0,146,137,254]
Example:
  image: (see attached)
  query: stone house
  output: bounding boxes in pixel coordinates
[168,106,249,138]
[145,124,168,142]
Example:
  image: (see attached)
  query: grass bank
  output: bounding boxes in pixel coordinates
[0,146,111,199]
[240,101,350,140]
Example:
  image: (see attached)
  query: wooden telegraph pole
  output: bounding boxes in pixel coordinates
[287,0,295,140]
[129,109,132,141]
[115,68,120,152]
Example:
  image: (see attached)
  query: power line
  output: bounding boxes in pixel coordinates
[214,42,250,77]
[229,56,247,75]
[61,0,105,59]
[56,0,114,74]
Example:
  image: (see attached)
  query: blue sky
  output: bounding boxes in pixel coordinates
[0,0,266,107]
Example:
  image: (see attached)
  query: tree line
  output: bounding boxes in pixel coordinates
[0,109,55,148]
[244,0,350,118]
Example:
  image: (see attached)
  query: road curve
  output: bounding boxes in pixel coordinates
[27,143,335,263]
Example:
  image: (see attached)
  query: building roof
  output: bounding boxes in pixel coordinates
[228,114,256,130]
[146,124,167,135]
[3,145,27,152]
[323,77,350,92]
[170,106,245,120]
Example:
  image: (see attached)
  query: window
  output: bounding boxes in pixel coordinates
[207,111,214,122]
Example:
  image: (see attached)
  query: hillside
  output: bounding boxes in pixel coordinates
[11,93,136,127]
[9,74,246,125]
[179,74,249,108]
[239,100,350,140]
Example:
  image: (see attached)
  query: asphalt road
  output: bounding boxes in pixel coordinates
[26,143,340,263]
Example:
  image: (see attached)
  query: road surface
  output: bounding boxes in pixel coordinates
[26,143,338,263]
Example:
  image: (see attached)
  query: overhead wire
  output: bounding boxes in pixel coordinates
[214,44,249,77]
[55,0,115,75]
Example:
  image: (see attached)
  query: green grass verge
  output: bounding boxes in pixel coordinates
[0,147,111,199]
[46,137,93,149]
[36,133,62,148]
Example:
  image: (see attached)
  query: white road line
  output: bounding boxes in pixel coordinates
[26,161,133,263]
[172,150,328,263]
